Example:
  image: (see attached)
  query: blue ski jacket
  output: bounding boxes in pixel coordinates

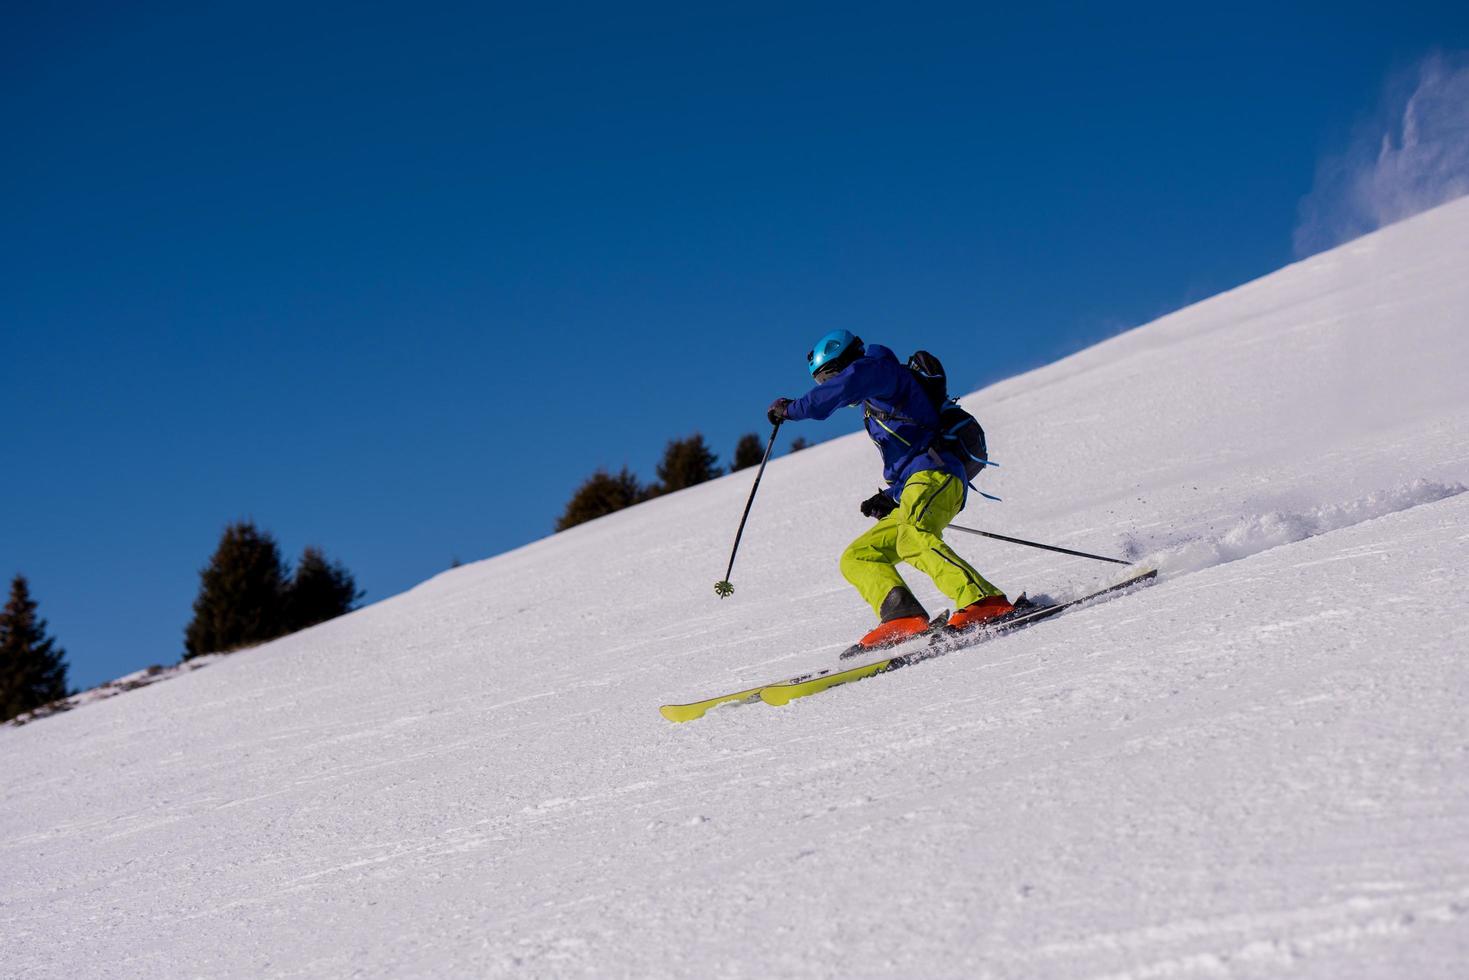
[786,344,967,501]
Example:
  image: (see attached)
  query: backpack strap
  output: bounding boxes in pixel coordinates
[863,400,919,427]
[867,404,915,447]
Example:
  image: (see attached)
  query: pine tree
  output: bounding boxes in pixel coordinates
[731,433,763,471]
[556,468,647,531]
[789,436,811,453]
[650,433,722,495]
[183,521,289,659]
[284,547,363,633]
[0,576,70,723]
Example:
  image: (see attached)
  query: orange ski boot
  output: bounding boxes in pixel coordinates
[945,594,1016,633]
[852,586,931,652]
[857,615,930,649]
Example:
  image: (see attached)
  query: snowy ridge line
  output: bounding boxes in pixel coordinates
[1121,478,1465,578]
[3,655,224,728]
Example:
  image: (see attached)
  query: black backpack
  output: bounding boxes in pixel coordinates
[906,350,989,482]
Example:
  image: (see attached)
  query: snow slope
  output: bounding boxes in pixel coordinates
[4,199,1469,978]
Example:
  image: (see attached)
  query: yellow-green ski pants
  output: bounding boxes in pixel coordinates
[839,470,1002,617]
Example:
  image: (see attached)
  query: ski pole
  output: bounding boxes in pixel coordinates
[947,524,1132,565]
[715,421,782,598]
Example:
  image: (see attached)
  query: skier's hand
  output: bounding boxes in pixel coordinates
[860,490,897,519]
[767,397,792,425]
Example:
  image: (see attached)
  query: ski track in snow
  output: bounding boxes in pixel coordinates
[1122,478,1465,579]
[4,199,1469,977]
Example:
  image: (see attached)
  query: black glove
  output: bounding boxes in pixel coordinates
[767,397,792,426]
[860,489,897,519]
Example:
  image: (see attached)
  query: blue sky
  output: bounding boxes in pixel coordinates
[5,1,1468,689]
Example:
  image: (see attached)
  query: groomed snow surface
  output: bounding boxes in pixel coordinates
[5,199,1469,978]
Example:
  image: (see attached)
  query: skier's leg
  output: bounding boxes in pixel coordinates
[840,518,932,648]
[891,471,1003,610]
[838,519,906,616]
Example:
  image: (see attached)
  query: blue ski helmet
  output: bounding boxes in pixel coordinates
[807,329,864,379]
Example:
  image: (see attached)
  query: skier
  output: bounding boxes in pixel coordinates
[768,330,1014,649]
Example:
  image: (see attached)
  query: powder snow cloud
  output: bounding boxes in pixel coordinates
[1295,51,1469,258]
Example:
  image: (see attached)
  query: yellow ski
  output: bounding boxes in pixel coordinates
[660,649,916,722]
[758,658,897,706]
[662,569,1156,721]
[658,686,767,723]
[756,568,1157,710]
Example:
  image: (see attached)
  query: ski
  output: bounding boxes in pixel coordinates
[660,568,1156,722]
[657,626,942,723]
[659,683,769,723]
[759,568,1156,707]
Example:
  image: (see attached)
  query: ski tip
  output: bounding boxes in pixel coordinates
[659,704,706,723]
